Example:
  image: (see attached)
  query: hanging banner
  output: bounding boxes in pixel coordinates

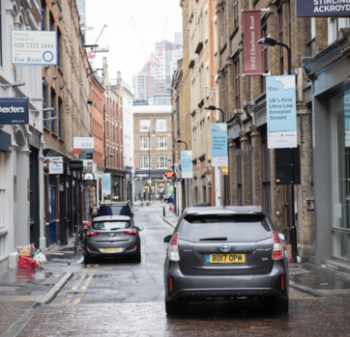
[181,151,193,179]
[266,75,297,149]
[296,0,350,17]
[243,10,262,76]
[11,31,57,66]
[211,123,228,166]
[102,173,111,198]
[0,98,29,125]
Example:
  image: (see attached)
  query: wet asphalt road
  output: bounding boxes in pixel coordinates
[6,205,350,336]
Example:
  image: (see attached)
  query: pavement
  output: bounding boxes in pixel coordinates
[1,204,350,336]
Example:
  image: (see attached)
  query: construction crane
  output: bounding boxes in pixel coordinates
[88,24,108,60]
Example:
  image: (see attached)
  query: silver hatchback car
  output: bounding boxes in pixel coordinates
[83,215,143,264]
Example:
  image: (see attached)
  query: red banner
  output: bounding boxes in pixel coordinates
[243,10,262,76]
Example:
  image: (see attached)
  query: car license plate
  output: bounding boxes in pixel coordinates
[103,248,122,253]
[206,254,245,263]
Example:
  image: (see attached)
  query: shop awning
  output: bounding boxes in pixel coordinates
[43,148,71,162]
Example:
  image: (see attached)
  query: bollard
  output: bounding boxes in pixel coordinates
[163,206,166,218]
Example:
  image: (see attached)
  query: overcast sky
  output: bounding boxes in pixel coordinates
[85,0,183,88]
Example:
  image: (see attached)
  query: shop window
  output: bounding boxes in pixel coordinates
[157,155,167,169]
[140,156,150,169]
[49,175,56,221]
[156,136,167,149]
[140,119,150,132]
[140,136,150,150]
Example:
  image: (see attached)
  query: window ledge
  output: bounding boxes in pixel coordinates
[51,133,59,140]
[230,27,239,40]
[59,138,64,144]
[220,43,227,55]
[43,127,51,134]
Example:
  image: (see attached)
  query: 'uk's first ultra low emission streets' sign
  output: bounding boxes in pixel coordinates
[11,31,57,66]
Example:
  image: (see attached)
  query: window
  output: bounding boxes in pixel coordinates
[234,59,241,109]
[0,153,8,260]
[260,23,268,93]
[49,13,54,31]
[278,7,284,75]
[51,90,55,133]
[157,155,167,168]
[204,7,209,41]
[58,99,62,138]
[156,136,167,149]
[139,119,150,131]
[214,16,218,53]
[43,85,47,127]
[57,30,61,68]
[233,0,239,30]
[140,136,150,150]
[140,156,150,169]
[49,175,56,221]
[156,119,167,131]
[41,0,46,30]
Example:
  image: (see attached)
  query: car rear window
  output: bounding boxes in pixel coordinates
[180,215,271,242]
[98,206,132,217]
[92,220,131,230]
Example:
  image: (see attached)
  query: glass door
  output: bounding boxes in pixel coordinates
[331,93,350,261]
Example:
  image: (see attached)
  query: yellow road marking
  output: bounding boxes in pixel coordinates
[289,291,302,299]
[70,298,81,305]
[79,264,98,295]
[58,299,70,305]
[68,265,91,297]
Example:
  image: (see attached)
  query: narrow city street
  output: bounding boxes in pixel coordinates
[0,204,350,336]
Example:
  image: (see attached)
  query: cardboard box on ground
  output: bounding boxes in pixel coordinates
[18,244,35,257]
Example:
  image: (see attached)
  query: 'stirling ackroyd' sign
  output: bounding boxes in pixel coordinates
[296,0,350,17]
[0,98,29,125]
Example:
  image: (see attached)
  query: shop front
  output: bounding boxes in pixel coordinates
[303,28,350,265]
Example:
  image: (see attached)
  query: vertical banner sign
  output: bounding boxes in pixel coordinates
[101,173,111,198]
[243,10,262,76]
[345,91,350,147]
[181,151,193,179]
[211,123,228,166]
[266,75,297,149]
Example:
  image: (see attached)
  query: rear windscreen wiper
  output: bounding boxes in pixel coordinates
[200,237,227,241]
[110,228,122,230]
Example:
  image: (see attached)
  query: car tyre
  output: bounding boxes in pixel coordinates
[84,255,94,265]
[133,253,141,263]
[165,300,187,316]
[263,298,289,315]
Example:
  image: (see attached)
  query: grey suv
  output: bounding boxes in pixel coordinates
[163,206,289,315]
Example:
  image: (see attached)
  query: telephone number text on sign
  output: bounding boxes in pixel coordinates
[14,43,55,49]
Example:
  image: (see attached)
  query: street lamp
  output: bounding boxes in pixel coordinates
[205,105,228,207]
[174,138,188,150]
[258,38,291,75]
[104,154,115,172]
[258,37,296,262]
[205,105,225,122]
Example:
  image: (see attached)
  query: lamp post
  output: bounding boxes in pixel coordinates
[104,154,115,172]
[258,37,297,262]
[205,105,227,207]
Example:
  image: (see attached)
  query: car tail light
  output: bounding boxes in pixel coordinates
[87,221,91,229]
[169,276,173,290]
[131,245,137,251]
[124,230,137,236]
[281,275,284,289]
[86,231,99,238]
[87,247,93,252]
[168,233,180,261]
[272,232,283,260]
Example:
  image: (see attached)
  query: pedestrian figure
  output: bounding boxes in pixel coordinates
[138,191,142,200]
[160,191,164,204]
[143,190,147,201]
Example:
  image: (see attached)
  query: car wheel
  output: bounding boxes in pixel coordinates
[165,300,187,316]
[263,298,289,315]
[133,253,141,263]
[84,255,93,265]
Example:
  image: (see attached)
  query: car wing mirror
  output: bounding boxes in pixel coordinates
[136,226,144,231]
[278,233,285,241]
[164,235,172,243]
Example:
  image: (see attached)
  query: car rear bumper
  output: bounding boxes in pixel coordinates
[165,259,289,302]
[84,243,140,258]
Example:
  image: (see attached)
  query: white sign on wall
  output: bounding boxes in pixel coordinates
[83,159,93,167]
[73,137,94,154]
[11,31,57,66]
[49,160,63,174]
